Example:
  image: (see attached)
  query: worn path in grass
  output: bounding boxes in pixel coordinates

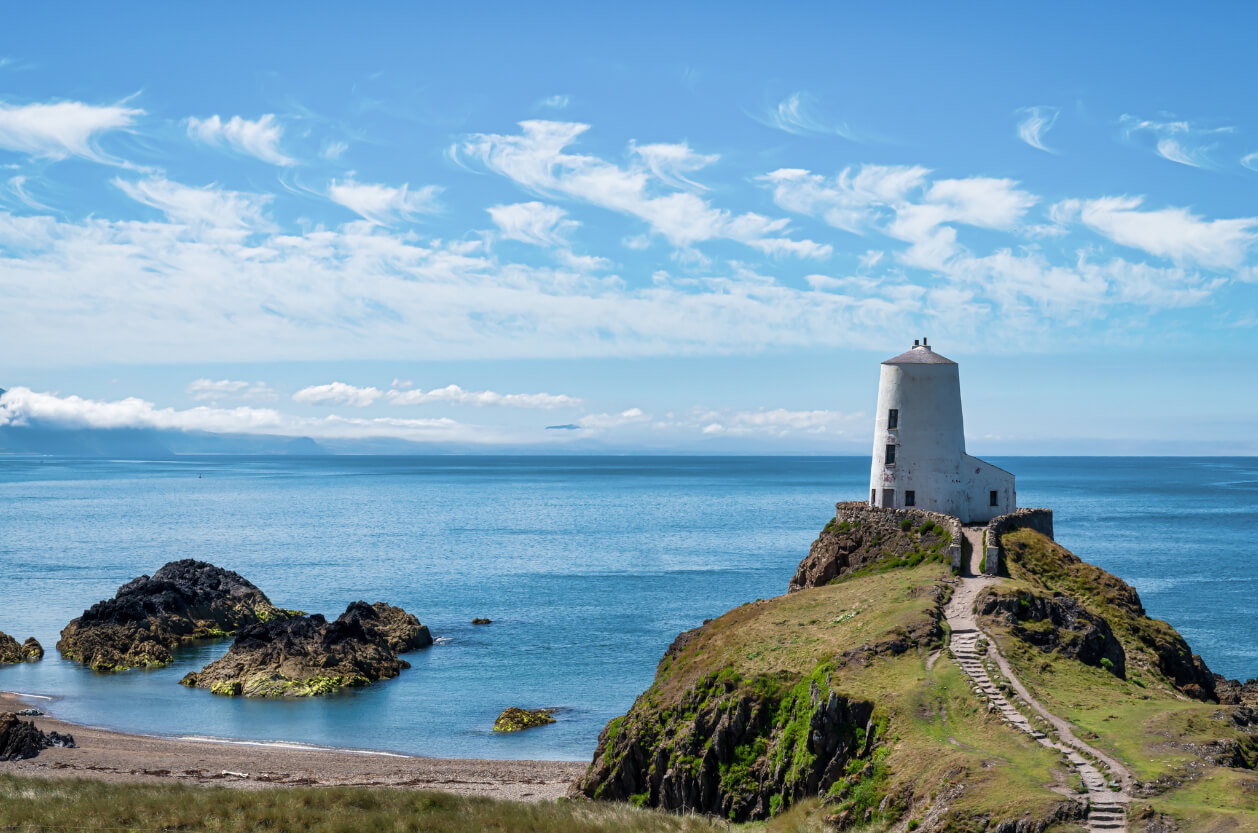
[0,692,581,801]
[945,527,1134,832]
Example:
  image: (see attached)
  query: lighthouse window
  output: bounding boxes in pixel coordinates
[885,444,896,465]
[905,490,915,506]
[887,409,899,429]
[989,490,999,507]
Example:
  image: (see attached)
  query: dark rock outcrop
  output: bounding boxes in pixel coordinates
[0,712,75,760]
[979,591,1127,677]
[0,631,42,663]
[180,601,431,697]
[494,707,556,732]
[1213,675,1258,708]
[57,560,299,671]
[789,502,959,592]
[472,617,492,625]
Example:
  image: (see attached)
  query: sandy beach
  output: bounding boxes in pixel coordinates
[0,692,585,801]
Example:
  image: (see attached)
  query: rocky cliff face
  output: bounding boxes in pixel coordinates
[980,591,1127,678]
[180,601,431,697]
[57,560,299,671]
[0,632,42,664]
[788,503,958,592]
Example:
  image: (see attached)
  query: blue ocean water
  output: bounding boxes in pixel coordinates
[0,456,1255,761]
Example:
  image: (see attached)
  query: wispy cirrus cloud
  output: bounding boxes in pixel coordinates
[488,201,577,247]
[186,378,276,402]
[1052,195,1257,271]
[0,99,142,163]
[538,94,570,110]
[1015,106,1060,153]
[293,382,581,409]
[186,114,295,166]
[756,92,860,141]
[1119,114,1233,168]
[454,120,831,259]
[113,176,274,232]
[1243,151,1258,173]
[327,177,442,225]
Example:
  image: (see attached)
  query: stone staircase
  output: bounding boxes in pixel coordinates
[949,627,1128,832]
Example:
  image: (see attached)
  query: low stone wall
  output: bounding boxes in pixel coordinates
[987,508,1054,543]
[833,501,964,548]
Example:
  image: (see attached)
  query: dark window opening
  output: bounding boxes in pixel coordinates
[870,489,876,505]
[885,444,896,465]
[989,490,999,507]
[905,490,916,506]
[881,489,894,508]
[887,408,899,429]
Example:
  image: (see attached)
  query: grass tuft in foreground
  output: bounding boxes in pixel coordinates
[0,775,728,833]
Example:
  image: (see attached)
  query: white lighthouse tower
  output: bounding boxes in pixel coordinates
[868,338,1014,523]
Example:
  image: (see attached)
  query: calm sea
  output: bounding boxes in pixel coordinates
[0,456,1255,761]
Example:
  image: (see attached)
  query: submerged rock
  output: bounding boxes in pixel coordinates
[493,707,556,732]
[181,601,431,697]
[472,617,492,625]
[57,560,300,671]
[0,631,42,664]
[0,712,76,760]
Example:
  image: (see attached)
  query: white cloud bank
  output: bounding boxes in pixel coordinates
[0,99,141,163]
[0,386,477,443]
[1053,196,1257,271]
[186,114,295,166]
[293,382,581,409]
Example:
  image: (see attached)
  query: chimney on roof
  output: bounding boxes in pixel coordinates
[922,336,929,349]
[913,339,920,347]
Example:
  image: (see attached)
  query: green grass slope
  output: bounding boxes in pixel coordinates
[578,556,1087,830]
[986,529,1258,832]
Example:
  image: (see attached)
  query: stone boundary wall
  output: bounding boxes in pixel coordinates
[987,508,1054,543]
[985,508,1054,576]
[834,501,964,552]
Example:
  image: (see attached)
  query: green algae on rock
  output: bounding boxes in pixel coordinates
[493,707,556,732]
[181,601,432,697]
[56,560,300,672]
[0,632,42,664]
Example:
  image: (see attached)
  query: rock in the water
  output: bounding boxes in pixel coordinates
[339,601,433,653]
[472,617,492,625]
[0,712,76,760]
[0,631,42,664]
[181,601,431,697]
[493,707,556,732]
[57,560,300,671]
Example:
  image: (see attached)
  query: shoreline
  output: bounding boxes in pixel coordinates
[0,691,585,801]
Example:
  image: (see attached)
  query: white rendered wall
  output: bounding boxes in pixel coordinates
[867,355,1015,523]
[868,361,967,518]
[962,455,1015,524]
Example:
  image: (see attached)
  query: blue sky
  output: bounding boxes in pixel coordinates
[1,2,1256,453]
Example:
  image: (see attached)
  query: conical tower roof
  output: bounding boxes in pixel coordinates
[882,340,956,365]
